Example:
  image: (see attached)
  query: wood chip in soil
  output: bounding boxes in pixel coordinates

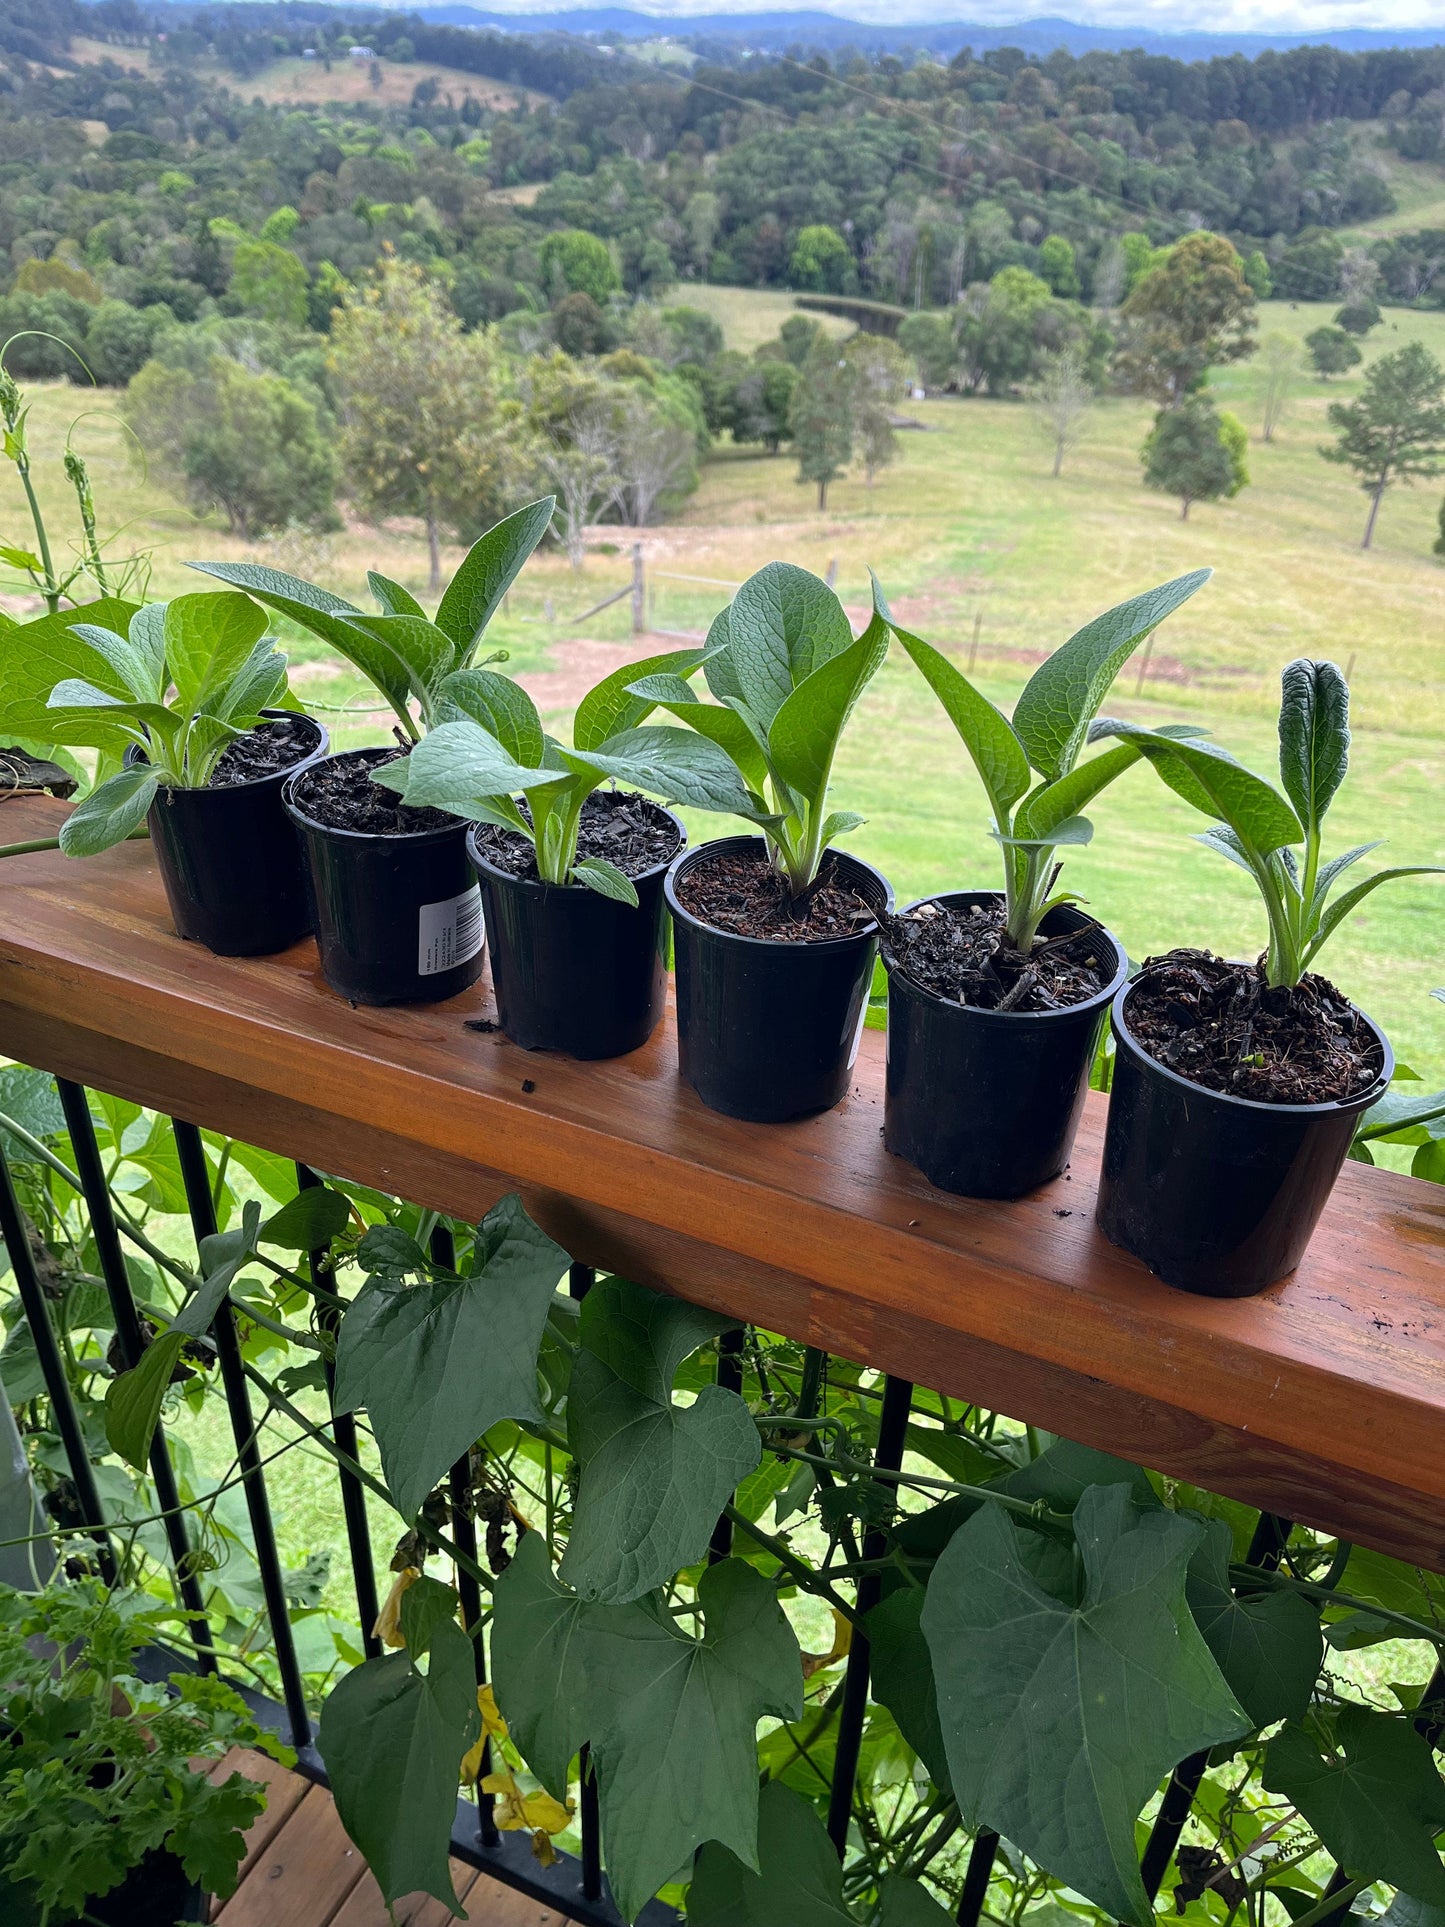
[472,789,680,881]
[288,746,456,835]
[1125,950,1382,1104]
[675,847,876,942]
[209,716,318,788]
[882,898,1109,1012]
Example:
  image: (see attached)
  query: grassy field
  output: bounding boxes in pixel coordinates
[1338,125,1445,240]
[4,294,1443,1084]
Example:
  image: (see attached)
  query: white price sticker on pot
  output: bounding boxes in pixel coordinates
[418,885,483,976]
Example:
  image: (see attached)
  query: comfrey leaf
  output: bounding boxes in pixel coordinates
[1278,657,1349,838]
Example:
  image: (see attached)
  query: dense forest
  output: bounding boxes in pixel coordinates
[4,0,1445,544]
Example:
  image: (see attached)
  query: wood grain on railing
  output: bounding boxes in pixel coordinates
[1,797,1442,1566]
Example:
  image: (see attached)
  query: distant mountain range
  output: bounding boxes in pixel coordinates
[406,8,1445,57]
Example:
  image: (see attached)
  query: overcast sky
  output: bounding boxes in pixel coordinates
[510,0,1439,28]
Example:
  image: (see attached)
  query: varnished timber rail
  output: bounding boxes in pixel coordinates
[1,796,1443,1567]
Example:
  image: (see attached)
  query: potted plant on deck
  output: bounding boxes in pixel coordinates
[875,570,1209,1197]
[1095,658,1442,1294]
[0,1576,286,1926]
[36,592,327,956]
[630,561,893,1122]
[376,645,766,1059]
[192,499,555,1005]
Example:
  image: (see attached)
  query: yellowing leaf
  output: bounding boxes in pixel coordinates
[373,1567,421,1650]
[482,1771,574,1835]
[461,1686,510,1780]
[530,1829,559,1868]
[802,1608,854,1680]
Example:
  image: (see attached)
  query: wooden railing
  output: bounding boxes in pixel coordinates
[2,791,1441,1572]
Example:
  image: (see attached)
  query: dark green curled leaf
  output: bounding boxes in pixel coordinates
[1278,658,1350,838]
[1186,1519,1322,1728]
[433,494,555,664]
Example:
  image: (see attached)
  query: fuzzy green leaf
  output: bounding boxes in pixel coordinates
[570,856,639,904]
[560,1277,760,1604]
[767,609,889,807]
[1278,658,1350,839]
[1264,1708,1445,1903]
[1186,1520,1322,1729]
[433,495,554,664]
[1101,727,1303,860]
[1310,866,1445,961]
[563,727,769,824]
[725,562,854,728]
[0,597,141,736]
[318,1619,479,1918]
[573,646,707,753]
[367,571,427,621]
[334,1194,568,1519]
[58,765,157,856]
[1012,570,1211,780]
[888,620,1030,824]
[373,719,568,820]
[923,1485,1247,1924]
[435,668,545,766]
[340,613,455,710]
[623,675,772,794]
[163,592,268,717]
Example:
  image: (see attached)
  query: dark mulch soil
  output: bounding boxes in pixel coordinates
[882,898,1110,1013]
[208,715,319,789]
[288,747,457,836]
[1125,949,1383,1104]
[675,846,877,943]
[471,789,680,882]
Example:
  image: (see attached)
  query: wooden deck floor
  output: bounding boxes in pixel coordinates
[211,1751,569,1927]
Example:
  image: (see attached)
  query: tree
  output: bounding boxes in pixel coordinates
[660,306,723,368]
[1030,344,1094,476]
[1117,231,1257,407]
[1141,394,1244,520]
[614,382,701,526]
[123,354,335,537]
[229,239,310,327]
[1272,226,1344,302]
[1321,340,1445,548]
[898,312,954,390]
[1435,494,1445,559]
[523,353,622,568]
[1335,296,1381,336]
[1242,250,1274,298]
[1038,234,1080,298]
[1306,326,1362,380]
[789,336,853,510]
[538,229,620,305]
[328,257,512,589]
[954,266,1054,395]
[551,291,613,357]
[844,334,907,486]
[86,300,172,386]
[1257,332,1299,443]
[789,224,852,294]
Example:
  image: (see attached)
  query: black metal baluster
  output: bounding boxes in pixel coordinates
[172,1119,311,1748]
[298,1163,381,1661]
[709,1327,744,1564]
[568,1260,604,1904]
[826,1373,913,1856]
[429,1222,499,1847]
[0,1134,114,1580]
[58,1080,214,1662]
[1416,1659,1444,1751]
[956,1830,1000,1927]
[1139,1512,1295,1904]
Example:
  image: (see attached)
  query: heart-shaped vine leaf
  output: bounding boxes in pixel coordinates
[922,1485,1248,1925]
[1186,1519,1322,1729]
[334,1194,569,1519]
[559,1277,760,1604]
[318,1609,479,1918]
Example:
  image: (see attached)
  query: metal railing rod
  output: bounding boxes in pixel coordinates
[956,1829,999,1927]
[58,1079,215,1660]
[298,1162,381,1661]
[826,1372,914,1855]
[0,1134,114,1581]
[568,1258,605,1900]
[172,1117,311,1748]
[709,1327,744,1564]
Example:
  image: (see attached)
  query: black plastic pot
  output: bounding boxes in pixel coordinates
[884,892,1127,1200]
[283,749,485,1006]
[1095,978,1393,1297]
[87,1849,205,1926]
[469,813,683,1060]
[665,836,892,1123]
[139,711,327,956]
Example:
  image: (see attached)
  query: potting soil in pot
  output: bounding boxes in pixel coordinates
[206,714,317,787]
[1124,949,1383,1103]
[883,898,1110,1012]
[673,845,875,940]
[472,788,680,879]
[287,746,456,836]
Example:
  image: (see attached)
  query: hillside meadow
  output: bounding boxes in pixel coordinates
[3,295,1443,1083]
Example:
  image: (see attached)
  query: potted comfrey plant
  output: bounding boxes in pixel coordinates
[0,1577,287,1926]
[631,561,892,1122]
[877,570,1208,1197]
[1095,658,1443,1294]
[194,499,555,1005]
[379,645,766,1058]
[40,591,326,956]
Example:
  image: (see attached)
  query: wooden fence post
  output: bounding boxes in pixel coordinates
[632,543,645,634]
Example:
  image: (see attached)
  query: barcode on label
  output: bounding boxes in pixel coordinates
[418,885,483,976]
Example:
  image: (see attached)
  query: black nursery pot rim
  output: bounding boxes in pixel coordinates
[131,709,326,791]
[467,809,684,896]
[281,747,466,845]
[883,889,1128,1026]
[664,834,893,950]
[1111,974,1394,1116]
